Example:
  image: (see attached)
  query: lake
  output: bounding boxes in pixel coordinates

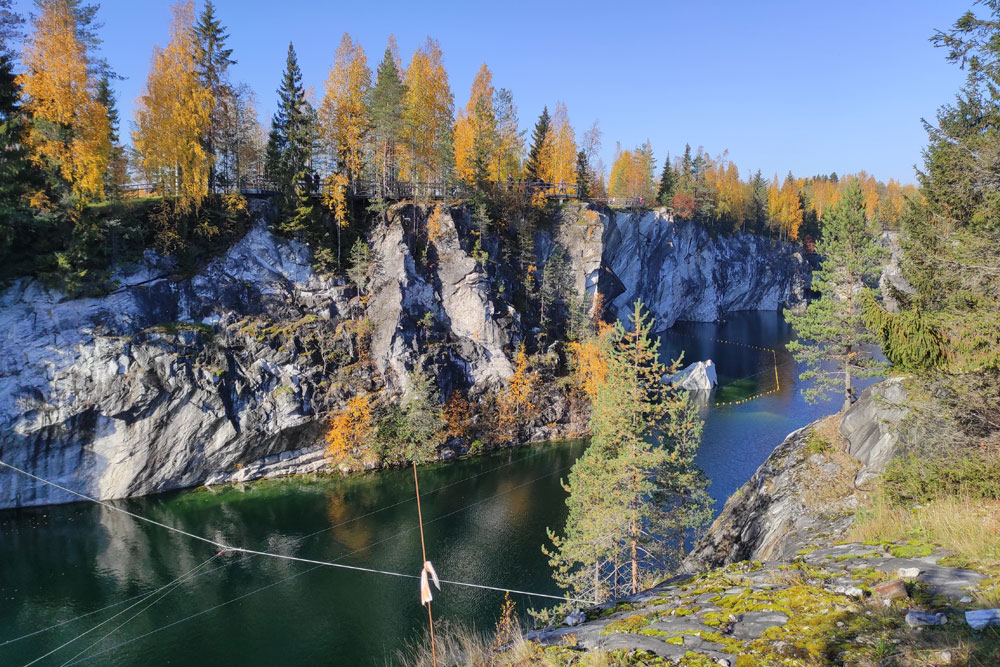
[0,311,861,665]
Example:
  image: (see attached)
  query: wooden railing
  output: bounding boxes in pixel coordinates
[122,177,645,209]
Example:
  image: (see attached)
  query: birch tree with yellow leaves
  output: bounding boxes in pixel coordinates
[133,1,214,212]
[400,37,454,189]
[453,63,496,185]
[18,0,110,204]
[538,101,576,185]
[319,33,370,184]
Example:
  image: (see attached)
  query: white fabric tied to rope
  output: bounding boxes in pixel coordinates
[419,561,440,605]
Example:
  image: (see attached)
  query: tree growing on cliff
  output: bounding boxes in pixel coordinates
[319,33,370,184]
[786,181,887,410]
[400,37,453,190]
[0,46,41,258]
[193,0,235,190]
[547,301,710,602]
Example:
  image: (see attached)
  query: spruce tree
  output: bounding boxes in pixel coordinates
[656,155,675,206]
[96,74,125,199]
[266,43,313,214]
[575,150,590,200]
[368,45,406,196]
[0,49,40,259]
[194,0,234,190]
[786,181,887,410]
[524,106,550,181]
[547,301,711,602]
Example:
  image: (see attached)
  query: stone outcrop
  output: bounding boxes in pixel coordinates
[598,208,807,329]
[685,379,910,570]
[0,202,809,509]
[668,359,718,393]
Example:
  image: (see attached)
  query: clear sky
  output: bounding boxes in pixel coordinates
[11,0,974,183]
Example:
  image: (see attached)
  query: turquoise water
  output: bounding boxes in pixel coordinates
[0,311,861,665]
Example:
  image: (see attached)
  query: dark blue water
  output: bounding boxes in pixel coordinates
[0,310,862,665]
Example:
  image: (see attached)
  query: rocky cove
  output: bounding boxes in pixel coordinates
[0,203,807,509]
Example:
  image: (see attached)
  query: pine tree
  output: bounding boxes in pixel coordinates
[575,150,590,200]
[524,106,549,181]
[656,155,675,206]
[266,42,314,214]
[368,39,406,197]
[786,181,887,410]
[547,301,711,602]
[193,0,234,191]
[0,0,23,57]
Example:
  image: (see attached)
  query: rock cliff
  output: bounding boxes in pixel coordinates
[0,203,807,508]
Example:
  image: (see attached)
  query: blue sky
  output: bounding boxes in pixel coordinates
[11,0,974,183]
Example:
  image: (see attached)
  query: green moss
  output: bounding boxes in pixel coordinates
[888,540,934,558]
[603,613,650,634]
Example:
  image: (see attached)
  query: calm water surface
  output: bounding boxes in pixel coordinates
[0,311,865,665]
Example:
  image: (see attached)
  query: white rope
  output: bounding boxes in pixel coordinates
[19,554,220,667]
[0,459,591,619]
[1,445,556,648]
[56,555,221,667]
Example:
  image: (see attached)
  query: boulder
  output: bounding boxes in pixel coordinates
[668,360,718,393]
[966,609,1000,631]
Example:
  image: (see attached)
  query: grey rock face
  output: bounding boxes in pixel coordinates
[686,379,911,570]
[0,203,812,509]
[840,377,909,486]
[599,209,807,329]
[0,217,347,508]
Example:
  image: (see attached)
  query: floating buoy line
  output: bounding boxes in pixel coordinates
[660,328,784,407]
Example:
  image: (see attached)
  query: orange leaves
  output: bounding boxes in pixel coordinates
[442,390,473,440]
[608,143,656,202]
[319,33,370,181]
[427,204,445,244]
[325,394,374,465]
[133,1,214,212]
[19,0,110,203]
[400,37,454,183]
[453,63,495,184]
[323,172,349,229]
[568,322,613,402]
[539,101,576,184]
[495,344,538,440]
[768,173,803,241]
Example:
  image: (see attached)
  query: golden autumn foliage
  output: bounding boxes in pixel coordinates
[704,157,749,226]
[325,394,374,465]
[453,63,495,184]
[495,344,537,440]
[608,143,656,201]
[538,101,576,184]
[323,172,350,229]
[442,390,473,440]
[400,37,454,185]
[426,204,445,244]
[319,33,371,182]
[767,173,803,241]
[133,1,214,212]
[568,321,613,401]
[18,0,110,203]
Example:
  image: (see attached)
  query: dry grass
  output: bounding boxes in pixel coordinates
[849,495,1000,563]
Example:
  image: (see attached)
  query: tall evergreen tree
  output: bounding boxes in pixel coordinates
[547,301,711,602]
[786,181,887,410]
[194,0,234,190]
[523,106,549,181]
[96,74,124,199]
[656,154,675,206]
[367,41,406,197]
[266,43,313,214]
[575,150,590,200]
[0,49,40,257]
